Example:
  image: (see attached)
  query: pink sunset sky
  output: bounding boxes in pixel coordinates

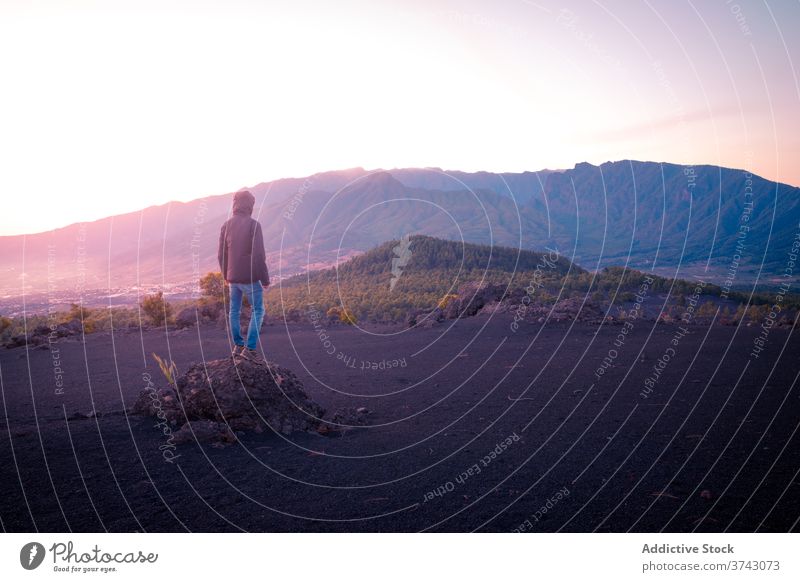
[0,0,798,236]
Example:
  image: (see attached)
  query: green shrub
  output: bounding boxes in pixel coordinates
[200,272,225,301]
[141,291,172,327]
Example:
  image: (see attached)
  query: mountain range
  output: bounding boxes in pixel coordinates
[1,160,797,306]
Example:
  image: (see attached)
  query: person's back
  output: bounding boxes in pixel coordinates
[218,190,270,361]
[218,190,270,285]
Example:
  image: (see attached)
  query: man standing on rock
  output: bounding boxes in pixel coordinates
[218,189,270,363]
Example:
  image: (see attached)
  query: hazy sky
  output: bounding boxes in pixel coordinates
[1,0,798,235]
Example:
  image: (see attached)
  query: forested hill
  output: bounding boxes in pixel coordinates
[310,235,578,281]
[269,236,572,322]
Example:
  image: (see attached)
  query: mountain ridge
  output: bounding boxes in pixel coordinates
[6,159,795,239]
[1,160,797,302]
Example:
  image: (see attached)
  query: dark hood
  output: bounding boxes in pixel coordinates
[232,190,255,215]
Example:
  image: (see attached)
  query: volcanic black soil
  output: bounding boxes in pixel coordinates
[1,313,798,532]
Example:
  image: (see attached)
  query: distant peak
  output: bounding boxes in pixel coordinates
[366,170,396,182]
[359,171,406,189]
[338,170,407,198]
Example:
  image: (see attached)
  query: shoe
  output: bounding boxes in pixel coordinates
[240,348,264,364]
[232,345,245,357]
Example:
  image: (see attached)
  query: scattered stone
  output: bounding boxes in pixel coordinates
[5,335,28,349]
[405,310,422,328]
[548,298,604,322]
[174,307,197,329]
[4,318,88,349]
[198,300,224,322]
[406,308,443,328]
[477,301,513,316]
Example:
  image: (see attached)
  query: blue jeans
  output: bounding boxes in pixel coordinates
[228,281,265,350]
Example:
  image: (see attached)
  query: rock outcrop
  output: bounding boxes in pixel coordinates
[551,297,605,322]
[446,281,510,318]
[132,356,327,445]
[4,318,85,349]
[406,283,608,328]
[407,282,521,328]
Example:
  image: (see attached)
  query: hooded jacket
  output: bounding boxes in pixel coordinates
[218,190,270,286]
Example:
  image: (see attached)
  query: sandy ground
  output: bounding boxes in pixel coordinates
[1,312,798,532]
